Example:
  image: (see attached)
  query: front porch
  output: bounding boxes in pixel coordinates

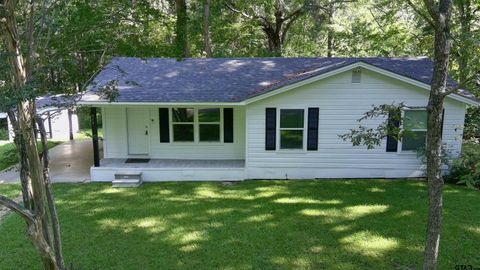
[91,158,246,182]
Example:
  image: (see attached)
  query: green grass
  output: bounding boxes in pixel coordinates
[0,180,479,269]
[74,128,103,140]
[0,141,62,172]
[0,184,20,199]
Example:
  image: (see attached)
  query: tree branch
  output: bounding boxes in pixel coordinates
[405,0,436,27]
[442,72,479,96]
[225,2,253,19]
[422,0,440,21]
[0,195,35,223]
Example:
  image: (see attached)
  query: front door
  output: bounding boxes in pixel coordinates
[127,108,149,155]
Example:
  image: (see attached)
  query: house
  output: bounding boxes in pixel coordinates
[1,95,79,141]
[79,57,479,182]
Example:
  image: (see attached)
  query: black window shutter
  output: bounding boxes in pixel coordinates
[224,108,234,143]
[307,108,319,150]
[159,108,170,143]
[386,110,400,152]
[265,108,276,150]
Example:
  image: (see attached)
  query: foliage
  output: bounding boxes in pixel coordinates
[339,103,406,149]
[445,142,480,189]
[0,128,8,141]
[76,107,102,130]
[464,106,480,141]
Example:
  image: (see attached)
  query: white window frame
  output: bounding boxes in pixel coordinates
[169,107,224,143]
[398,108,427,153]
[198,108,223,143]
[170,107,195,142]
[276,108,307,152]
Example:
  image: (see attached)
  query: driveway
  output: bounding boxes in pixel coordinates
[0,139,102,183]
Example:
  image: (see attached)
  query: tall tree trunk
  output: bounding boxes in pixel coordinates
[455,0,472,83]
[0,1,65,269]
[175,0,188,58]
[326,1,334,57]
[203,0,212,57]
[423,1,452,269]
[7,111,33,210]
[37,116,65,269]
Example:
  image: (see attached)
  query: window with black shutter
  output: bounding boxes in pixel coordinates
[265,108,276,150]
[307,108,319,150]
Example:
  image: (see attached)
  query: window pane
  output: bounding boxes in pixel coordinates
[280,130,303,149]
[404,110,427,130]
[280,109,304,128]
[199,124,220,141]
[199,108,220,122]
[172,108,194,122]
[402,131,426,151]
[173,124,194,141]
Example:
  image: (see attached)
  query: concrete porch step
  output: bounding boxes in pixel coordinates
[113,173,143,187]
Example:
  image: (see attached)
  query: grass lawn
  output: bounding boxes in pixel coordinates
[0,141,62,172]
[0,184,20,199]
[74,128,103,140]
[0,180,479,269]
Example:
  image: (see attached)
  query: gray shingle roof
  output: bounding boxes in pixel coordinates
[82,57,477,103]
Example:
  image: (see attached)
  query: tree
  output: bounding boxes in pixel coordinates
[203,0,213,57]
[341,0,475,268]
[0,0,66,269]
[411,1,455,268]
[226,0,310,56]
[175,0,189,57]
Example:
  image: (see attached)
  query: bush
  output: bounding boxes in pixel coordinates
[76,107,102,130]
[445,143,480,189]
[0,128,9,140]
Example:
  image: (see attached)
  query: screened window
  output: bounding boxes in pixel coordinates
[279,109,304,149]
[402,110,427,151]
[199,108,221,142]
[172,108,194,142]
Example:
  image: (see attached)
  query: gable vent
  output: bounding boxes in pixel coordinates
[352,68,361,83]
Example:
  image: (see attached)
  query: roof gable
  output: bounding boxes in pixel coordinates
[81,57,478,105]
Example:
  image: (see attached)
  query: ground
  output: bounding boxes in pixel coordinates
[0,139,101,183]
[0,180,478,270]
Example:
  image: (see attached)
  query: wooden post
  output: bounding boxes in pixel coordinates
[67,109,73,141]
[47,111,53,139]
[90,107,100,167]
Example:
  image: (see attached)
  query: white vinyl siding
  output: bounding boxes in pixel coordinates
[102,106,245,159]
[245,69,466,179]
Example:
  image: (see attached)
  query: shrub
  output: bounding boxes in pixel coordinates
[0,128,9,140]
[445,143,480,189]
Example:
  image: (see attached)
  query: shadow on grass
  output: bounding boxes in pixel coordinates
[0,180,478,270]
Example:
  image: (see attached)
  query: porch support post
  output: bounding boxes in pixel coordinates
[68,109,74,140]
[47,111,53,139]
[90,107,100,167]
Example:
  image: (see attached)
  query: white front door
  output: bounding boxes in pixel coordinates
[127,108,149,155]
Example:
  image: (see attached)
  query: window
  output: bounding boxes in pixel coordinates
[170,108,223,143]
[199,108,221,142]
[402,110,427,151]
[172,108,194,142]
[279,109,304,149]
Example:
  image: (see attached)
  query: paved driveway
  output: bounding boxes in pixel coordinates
[0,139,102,183]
